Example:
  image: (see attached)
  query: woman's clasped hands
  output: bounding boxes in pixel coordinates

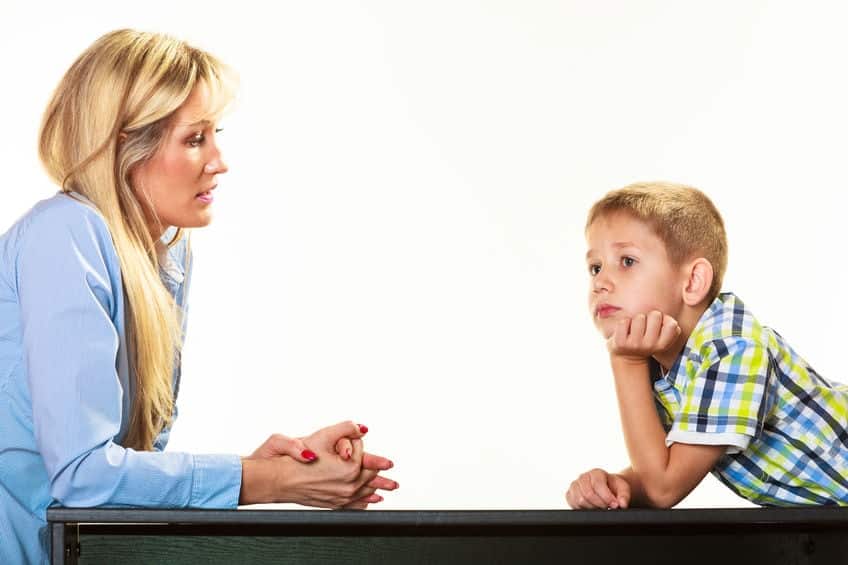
[240,421,398,509]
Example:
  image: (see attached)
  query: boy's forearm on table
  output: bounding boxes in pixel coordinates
[611,358,690,507]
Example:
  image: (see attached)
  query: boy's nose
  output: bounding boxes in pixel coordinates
[592,274,612,293]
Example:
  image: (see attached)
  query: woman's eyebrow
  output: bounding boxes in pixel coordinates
[176,119,212,129]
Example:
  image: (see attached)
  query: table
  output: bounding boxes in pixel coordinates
[47,506,848,564]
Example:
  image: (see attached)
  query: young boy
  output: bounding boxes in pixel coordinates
[566,182,848,508]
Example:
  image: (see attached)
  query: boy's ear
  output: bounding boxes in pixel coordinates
[682,258,713,307]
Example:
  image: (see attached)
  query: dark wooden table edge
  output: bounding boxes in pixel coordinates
[47,506,848,528]
[48,507,848,565]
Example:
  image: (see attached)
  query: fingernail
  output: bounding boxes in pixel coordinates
[393,481,400,489]
[387,460,394,469]
[301,449,317,461]
[358,424,368,434]
[375,495,384,502]
[346,448,352,459]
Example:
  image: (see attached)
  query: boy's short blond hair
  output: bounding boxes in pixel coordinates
[586,181,728,303]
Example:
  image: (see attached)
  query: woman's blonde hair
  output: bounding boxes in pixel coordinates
[586,181,728,303]
[39,29,236,450]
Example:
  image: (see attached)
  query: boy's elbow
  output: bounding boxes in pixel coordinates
[640,481,688,509]
[643,492,680,509]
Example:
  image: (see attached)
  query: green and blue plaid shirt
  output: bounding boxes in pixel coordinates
[653,292,848,505]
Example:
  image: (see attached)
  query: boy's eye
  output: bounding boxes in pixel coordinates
[621,256,636,267]
[588,264,601,276]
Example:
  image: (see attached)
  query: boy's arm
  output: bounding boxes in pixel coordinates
[613,359,725,507]
[609,312,726,508]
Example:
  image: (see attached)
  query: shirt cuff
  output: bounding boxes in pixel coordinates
[666,429,751,454]
[189,454,242,508]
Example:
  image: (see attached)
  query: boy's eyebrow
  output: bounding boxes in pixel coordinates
[585,241,640,259]
[612,241,638,249]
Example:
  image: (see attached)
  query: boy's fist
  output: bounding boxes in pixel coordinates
[606,310,680,360]
[566,468,631,509]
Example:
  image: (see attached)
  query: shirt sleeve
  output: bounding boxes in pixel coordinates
[16,203,242,508]
[666,337,771,454]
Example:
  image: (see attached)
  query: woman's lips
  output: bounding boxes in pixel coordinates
[596,304,621,318]
[196,189,214,204]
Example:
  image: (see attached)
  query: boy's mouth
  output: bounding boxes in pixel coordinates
[595,304,621,318]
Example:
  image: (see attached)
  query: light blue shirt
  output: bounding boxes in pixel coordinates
[0,192,242,564]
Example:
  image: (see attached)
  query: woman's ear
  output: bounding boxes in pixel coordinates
[682,258,714,307]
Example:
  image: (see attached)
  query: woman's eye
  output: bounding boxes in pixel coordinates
[621,256,635,267]
[187,134,204,147]
[589,264,601,276]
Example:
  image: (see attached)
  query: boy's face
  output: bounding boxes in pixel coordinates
[585,212,687,339]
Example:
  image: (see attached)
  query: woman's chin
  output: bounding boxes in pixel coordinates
[175,211,213,229]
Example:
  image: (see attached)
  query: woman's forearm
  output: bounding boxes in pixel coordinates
[239,457,280,505]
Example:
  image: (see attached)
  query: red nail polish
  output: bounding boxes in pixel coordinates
[358,424,368,434]
[301,449,317,461]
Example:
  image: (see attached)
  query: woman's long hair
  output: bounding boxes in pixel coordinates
[38,29,235,450]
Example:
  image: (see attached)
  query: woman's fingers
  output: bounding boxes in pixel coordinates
[275,421,399,508]
[335,437,353,460]
[362,452,394,470]
[349,437,365,465]
[367,474,399,491]
[250,433,316,463]
[312,421,368,449]
[351,481,378,501]
[342,493,384,510]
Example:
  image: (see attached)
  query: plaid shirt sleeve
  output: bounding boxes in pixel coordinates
[666,336,770,453]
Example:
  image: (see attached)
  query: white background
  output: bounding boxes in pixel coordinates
[4,1,848,509]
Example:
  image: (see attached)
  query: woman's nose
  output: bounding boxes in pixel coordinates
[204,157,228,175]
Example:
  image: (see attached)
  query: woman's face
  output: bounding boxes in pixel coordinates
[130,83,228,239]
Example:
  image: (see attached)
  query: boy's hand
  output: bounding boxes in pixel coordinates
[566,468,631,509]
[607,310,680,362]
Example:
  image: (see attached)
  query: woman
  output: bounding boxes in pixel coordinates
[0,29,397,564]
